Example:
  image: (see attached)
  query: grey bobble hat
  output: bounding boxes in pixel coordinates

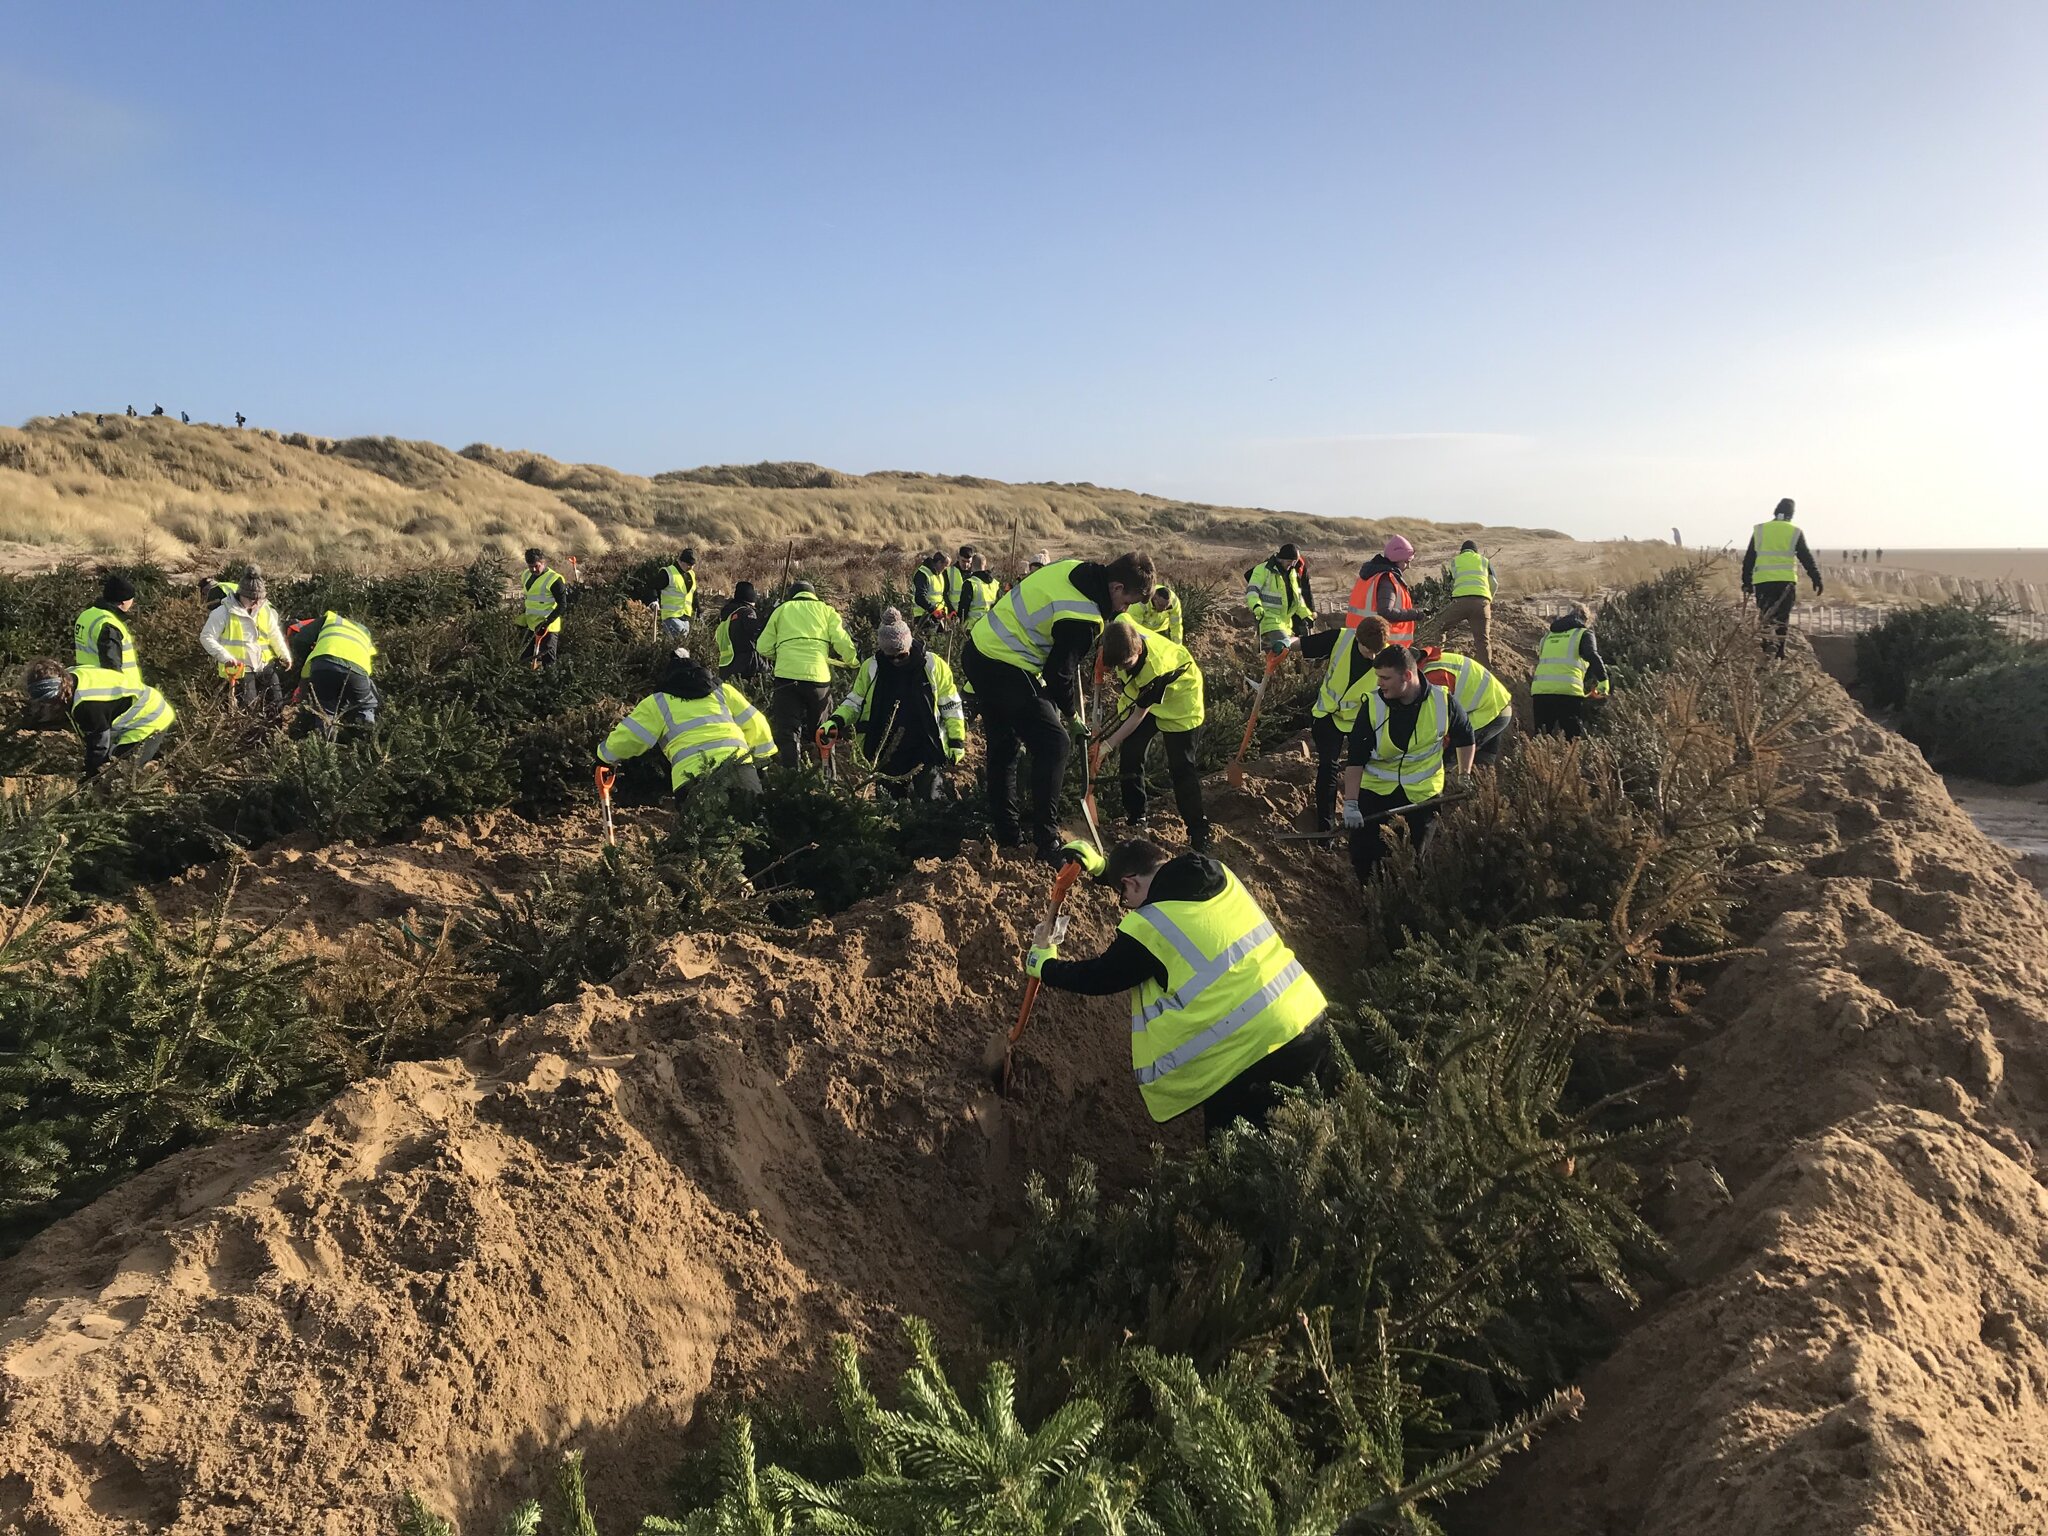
[876,607,912,656]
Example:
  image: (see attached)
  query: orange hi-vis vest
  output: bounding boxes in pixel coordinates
[1346,568,1414,642]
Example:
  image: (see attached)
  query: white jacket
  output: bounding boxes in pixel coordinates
[200,599,292,672]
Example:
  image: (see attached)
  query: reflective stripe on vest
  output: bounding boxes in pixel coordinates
[524,570,564,632]
[308,613,377,675]
[1361,684,1449,802]
[1120,868,1325,1123]
[1430,651,1508,730]
[1752,521,1800,584]
[1312,626,1378,731]
[1450,550,1493,599]
[1531,629,1590,697]
[71,667,177,744]
[971,560,1102,671]
[650,692,749,786]
[962,574,1000,625]
[658,565,696,620]
[74,608,139,678]
[1346,571,1414,639]
[218,601,282,675]
[1121,632,1204,732]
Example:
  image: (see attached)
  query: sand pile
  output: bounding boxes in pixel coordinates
[1468,667,2048,1534]
[0,781,1355,1534]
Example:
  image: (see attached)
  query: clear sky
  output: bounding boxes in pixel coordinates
[4,2,2043,547]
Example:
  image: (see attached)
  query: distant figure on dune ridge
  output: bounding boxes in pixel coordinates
[235,413,246,428]
[150,404,163,416]
[180,411,189,424]
[126,405,136,417]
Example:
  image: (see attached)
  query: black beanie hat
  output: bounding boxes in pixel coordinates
[680,548,697,565]
[733,580,758,603]
[101,574,137,604]
[1774,498,1795,519]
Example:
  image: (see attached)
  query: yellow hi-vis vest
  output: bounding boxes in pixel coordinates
[1450,549,1494,599]
[1116,630,1205,732]
[217,600,284,677]
[961,572,1000,627]
[70,665,177,745]
[598,684,776,790]
[1531,629,1591,697]
[308,612,378,675]
[1120,866,1325,1122]
[1428,651,1508,730]
[658,565,697,621]
[523,568,566,633]
[74,607,140,682]
[830,651,966,753]
[943,565,965,613]
[1360,683,1450,803]
[715,611,745,668]
[1752,520,1801,584]
[1312,625,1379,732]
[1244,561,1308,636]
[971,559,1103,673]
[1132,586,1183,643]
[757,591,857,682]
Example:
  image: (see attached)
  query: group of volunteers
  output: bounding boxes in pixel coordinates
[22,568,383,778]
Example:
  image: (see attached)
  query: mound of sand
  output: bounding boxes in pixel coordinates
[1468,667,2048,1533]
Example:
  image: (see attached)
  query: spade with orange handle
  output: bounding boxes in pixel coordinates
[988,858,1084,1093]
[1225,650,1284,787]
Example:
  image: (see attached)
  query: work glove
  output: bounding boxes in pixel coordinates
[1060,839,1106,878]
[1261,631,1292,655]
[1450,771,1476,795]
[1812,579,1824,596]
[820,719,841,740]
[1591,680,1612,699]
[1341,801,1365,831]
[1025,942,1058,979]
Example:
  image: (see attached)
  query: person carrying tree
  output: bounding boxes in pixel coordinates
[1299,614,1389,832]
[1244,544,1313,654]
[22,657,177,780]
[522,548,568,668]
[658,548,699,643]
[286,611,380,736]
[1741,497,1823,660]
[1529,601,1609,739]
[1026,837,1329,1135]
[1436,539,1497,666]
[598,651,775,813]
[961,550,1154,861]
[200,572,291,720]
[912,551,952,634]
[824,607,965,800]
[1094,617,1209,851]
[714,581,767,678]
[756,578,858,763]
[1342,642,1475,885]
[74,573,144,684]
[1346,536,1423,642]
[1130,582,1184,644]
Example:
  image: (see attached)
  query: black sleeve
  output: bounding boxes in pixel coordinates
[72,700,119,769]
[1795,533,1822,585]
[547,575,567,625]
[97,626,124,672]
[1041,618,1097,715]
[1580,631,1607,687]
[1740,539,1758,587]
[1300,627,1342,661]
[1346,710,1380,768]
[1130,663,1187,713]
[1038,932,1169,996]
[1445,696,1475,750]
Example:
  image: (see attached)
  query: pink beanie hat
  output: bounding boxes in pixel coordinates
[1383,535,1415,562]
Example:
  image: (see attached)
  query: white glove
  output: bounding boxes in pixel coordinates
[1342,801,1365,830]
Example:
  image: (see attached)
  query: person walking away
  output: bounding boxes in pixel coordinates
[201,573,291,720]
[598,651,776,813]
[755,579,857,763]
[1342,643,1475,885]
[74,574,144,684]
[1299,615,1390,831]
[1131,583,1184,643]
[824,608,964,799]
[944,545,975,620]
[1025,838,1329,1136]
[1529,602,1608,738]
[715,581,767,678]
[912,551,952,634]
[1346,537,1423,642]
[294,611,380,735]
[23,659,177,780]
[1438,540,1497,666]
[522,548,568,668]
[962,551,1154,859]
[658,549,699,643]
[1244,544,1313,655]
[1423,648,1513,764]
[1741,498,1823,659]
[1094,619,1208,850]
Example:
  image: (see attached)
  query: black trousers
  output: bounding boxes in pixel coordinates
[306,660,380,730]
[1531,695,1588,739]
[677,760,763,813]
[1311,713,1348,830]
[1754,583,1796,658]
[1348,790,1438,885]
[1472,708,1513,766]
[229,663,286,720]
[1120,718,1207,847]
[83,731,165,780]
[963,645,1070,849]
[770,680,832,765]
[1201,1021,1329,1137]
[525,628,560,668]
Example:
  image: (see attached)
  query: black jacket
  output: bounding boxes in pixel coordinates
[862,640,948,766]
[718,599,764,676]
[1544,614,1607,688]
[1347,684,1474,770]
[1038,854,1227,996]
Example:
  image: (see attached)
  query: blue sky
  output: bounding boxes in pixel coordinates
[4,2,2043,546]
